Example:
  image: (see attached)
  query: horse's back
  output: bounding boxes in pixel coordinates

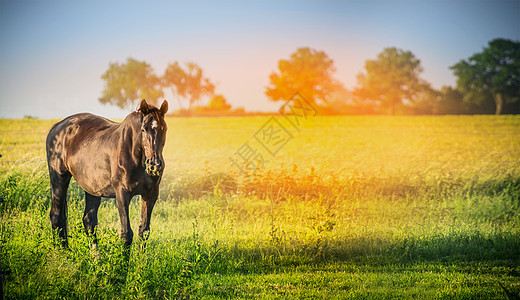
[46,113,117,171]
[48,113,115,135]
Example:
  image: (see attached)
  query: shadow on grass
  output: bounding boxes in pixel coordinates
[202,230,520,276]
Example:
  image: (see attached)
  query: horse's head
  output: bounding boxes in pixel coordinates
[138,99,168,176]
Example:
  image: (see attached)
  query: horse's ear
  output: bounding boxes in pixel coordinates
[159,100,168,116]
[139,99,150,114]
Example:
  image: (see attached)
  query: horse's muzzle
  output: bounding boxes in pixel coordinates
[145,158,163,176]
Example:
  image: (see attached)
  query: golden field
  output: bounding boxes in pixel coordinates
[1,115,519,299]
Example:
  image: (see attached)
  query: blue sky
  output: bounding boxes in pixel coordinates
[1,0,519,118]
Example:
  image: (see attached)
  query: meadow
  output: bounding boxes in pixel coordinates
[0,115,519,299]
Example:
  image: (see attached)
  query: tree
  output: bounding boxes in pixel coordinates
[450,38,520,115]
[163,62,215,111]
[99,58,163,109]
[191,94,233,115]
[354,47,430,114]
[436,86,467,115]
[162,61,186,110]
[207,94,231,111]
[265,47,344,108]
[412,88,441,115]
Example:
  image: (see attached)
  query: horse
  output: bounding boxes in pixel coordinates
[46,99,168,249]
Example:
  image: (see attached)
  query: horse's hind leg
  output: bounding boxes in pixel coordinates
[83,192,101,249]
[49,170,71,247]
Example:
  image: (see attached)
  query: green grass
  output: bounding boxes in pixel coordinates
[1,115,519,299]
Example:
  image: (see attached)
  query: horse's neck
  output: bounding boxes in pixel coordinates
[119,112,144,166]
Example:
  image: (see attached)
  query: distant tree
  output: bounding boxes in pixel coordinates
[412,88,441,115]
[162,61,187,110]
[265,47,344,107]
[207,94,231,111]
[163,62,215,111]
[451,38,520,115]
[434,86,492,115]
[354,47,430,114]
[99,58,163,109]
[192,94,233,115]
[319,89,353,115]
[436,86,467,115]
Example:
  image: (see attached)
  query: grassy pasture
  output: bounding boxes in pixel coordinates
[0,115,519,299]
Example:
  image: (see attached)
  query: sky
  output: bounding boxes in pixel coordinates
[0,0,519,119]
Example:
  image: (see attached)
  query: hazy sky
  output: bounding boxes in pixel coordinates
[1,0,519,119]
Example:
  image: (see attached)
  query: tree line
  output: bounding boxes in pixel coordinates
[99,38,519,115]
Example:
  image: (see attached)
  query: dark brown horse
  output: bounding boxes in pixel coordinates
[46,99,168,248]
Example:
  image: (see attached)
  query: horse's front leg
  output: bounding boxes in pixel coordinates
[116,190,133,247]
[138,190,158,243]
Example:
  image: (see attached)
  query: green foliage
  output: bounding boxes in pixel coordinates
[265,47,345,107]
[354,47,431,114]
[99,58,164,109]
[451,38,520,114]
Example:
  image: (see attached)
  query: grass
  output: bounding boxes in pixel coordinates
[0,115,519,299]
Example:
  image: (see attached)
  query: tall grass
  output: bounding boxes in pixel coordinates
[1,115,519,298]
